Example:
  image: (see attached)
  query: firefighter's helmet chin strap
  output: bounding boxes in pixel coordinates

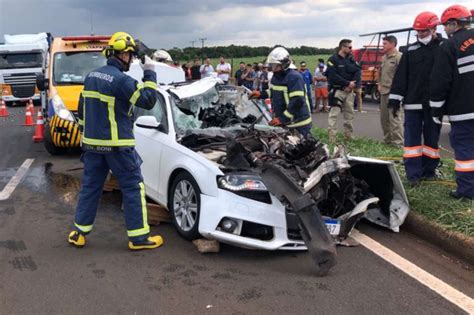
[113,52,133,72]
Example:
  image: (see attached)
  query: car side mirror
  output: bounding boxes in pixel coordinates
[36,74,48,91]
[135,115,162,130]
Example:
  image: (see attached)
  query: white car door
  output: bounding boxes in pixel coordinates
[133,94,169,201]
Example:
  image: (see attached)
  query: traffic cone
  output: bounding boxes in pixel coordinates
[32,109,45,142]
[28,98,34,115]
[23,102,35,126]
[0,100,8,117]
[265,98,272,113]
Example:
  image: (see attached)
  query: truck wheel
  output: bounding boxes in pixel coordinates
[371,87,380,102]
[43,123,67,155]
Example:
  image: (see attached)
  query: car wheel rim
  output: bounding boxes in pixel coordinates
[173,180,198,232]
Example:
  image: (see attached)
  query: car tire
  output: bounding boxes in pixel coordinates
[168,172,201,240]
[44,123,68,155]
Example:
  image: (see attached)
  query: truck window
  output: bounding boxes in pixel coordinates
[53,51,106,85]
[0,52,42,69]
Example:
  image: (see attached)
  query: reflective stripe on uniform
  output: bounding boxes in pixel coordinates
[78,118,84,126]
[458,64,474,74]
[272,85,289,105]
[75,222,93,233]
[81,90,135,147]
[289,90,305,98]
[82,137,135,146]
[82,90,117,140]
[129,83,144,107]
[429,100,445,108]
[457,55,474,65]
[422,145,440,159]
[404,104,422,110]
[288,117,313,128]
[283,110,294,119]
[127,182,150,237]
[403,145,423,158]
[389,94,403,101]
[455,159,474,172]
[448,113,474,122]
[129,81,158,106]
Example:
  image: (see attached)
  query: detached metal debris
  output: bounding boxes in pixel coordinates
[179,120,409,275]
[132,78,410,275]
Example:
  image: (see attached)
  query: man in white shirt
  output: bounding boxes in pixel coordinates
[200,58,215,78]
[216,56,231,84]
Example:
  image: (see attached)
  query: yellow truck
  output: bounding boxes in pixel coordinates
[37,35,110,154]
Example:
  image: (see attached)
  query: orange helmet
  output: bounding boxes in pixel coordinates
[440,5,471,24]
[413,12,440,30]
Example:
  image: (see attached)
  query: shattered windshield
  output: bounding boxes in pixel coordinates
[170,83,271,134]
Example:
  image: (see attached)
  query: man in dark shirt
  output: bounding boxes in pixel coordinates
[241,63,256,90]
[326,39,361,142]
[190,58,201,80]
[234,62,245,86]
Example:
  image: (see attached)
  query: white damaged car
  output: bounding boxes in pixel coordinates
[132,77,410,251]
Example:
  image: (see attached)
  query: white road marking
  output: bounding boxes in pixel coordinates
[351,230,474,314]
[0,159,34,201]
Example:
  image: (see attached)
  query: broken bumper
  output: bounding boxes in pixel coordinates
[198,189,306,250]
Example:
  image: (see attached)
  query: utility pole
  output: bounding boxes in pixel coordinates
[199,38,207,63]
[190,40,195,48]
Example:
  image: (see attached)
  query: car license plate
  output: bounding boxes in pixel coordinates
[324,219,341,235]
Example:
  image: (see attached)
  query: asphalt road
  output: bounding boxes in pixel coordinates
[0,106,472,314]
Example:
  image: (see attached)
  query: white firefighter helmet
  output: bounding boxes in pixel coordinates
[153,49,173,63]
[266,47,291,69]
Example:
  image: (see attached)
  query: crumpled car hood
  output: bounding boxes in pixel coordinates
[180,127,410,235]
[167,77,224,100]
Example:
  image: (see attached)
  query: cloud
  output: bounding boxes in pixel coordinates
[0,0,472,49]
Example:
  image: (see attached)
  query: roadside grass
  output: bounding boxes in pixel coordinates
[312,127,474,237]
[229,55,331,74]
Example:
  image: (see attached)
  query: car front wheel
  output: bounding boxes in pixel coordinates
[169,172,201,240]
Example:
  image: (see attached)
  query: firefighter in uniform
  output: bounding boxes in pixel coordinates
[326,39,361,142]
[250,47,313,137]
[430,4,474,199]
[68,32,164,250]
[388,12,447,186]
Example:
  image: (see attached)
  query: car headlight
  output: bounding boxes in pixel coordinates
[218,174,267,192]
[52,94,75,122]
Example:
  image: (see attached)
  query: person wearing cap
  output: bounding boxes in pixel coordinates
[378,35,403,147]
[299,61,314,112]
[326,39,361,142]
[430,4,474,199]
[388,12,447,187]
[314,63,329,112]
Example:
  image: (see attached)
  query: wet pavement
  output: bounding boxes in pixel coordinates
[0,106,472,314]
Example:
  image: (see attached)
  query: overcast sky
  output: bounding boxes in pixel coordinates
[0,0,472,50]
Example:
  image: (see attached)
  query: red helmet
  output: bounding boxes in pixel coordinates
[413,11,440,30]
[440,5,471,24]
